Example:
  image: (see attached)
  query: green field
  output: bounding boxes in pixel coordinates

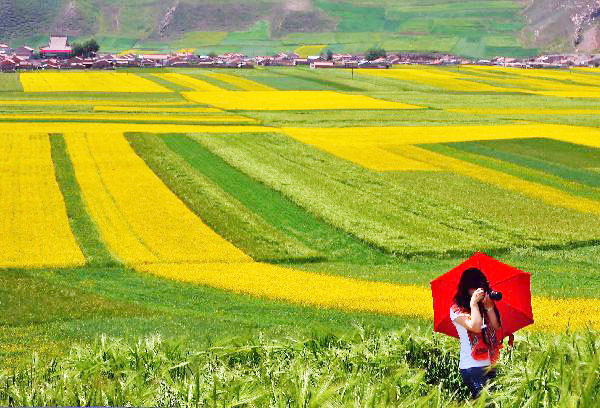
[1,66,600,406]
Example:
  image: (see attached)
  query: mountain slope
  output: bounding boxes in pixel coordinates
[1,0,597,56]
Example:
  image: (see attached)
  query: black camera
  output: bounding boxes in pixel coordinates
[488,290,502,301]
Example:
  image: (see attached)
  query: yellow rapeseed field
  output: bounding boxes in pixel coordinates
[0,113,257,123]
[0,100,190,107]
[531,296,600,332]
[360,67,516,93]
[138,262,600,332]
[468,65,600,87]
[461,66,600,97]
[283,124,600,150]
[183,91,424,110]
[294,45,327,58]
[2,122,272,135]
[64,132,252,265]
[447,108,600,115]
[395,145,600,216]
[154,73,225,91]
[0,133,85,268]
[283,124,600,214]
[366,65,600,97]
[201,72,275,91]
[94,106,224,113]
[140,262,436,319]
[20,72,171,93]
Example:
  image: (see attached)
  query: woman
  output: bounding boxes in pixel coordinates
[450,267,503,399]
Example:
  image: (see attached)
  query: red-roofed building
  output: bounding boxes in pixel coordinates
[0,57,17,72]
[40,36,72,58]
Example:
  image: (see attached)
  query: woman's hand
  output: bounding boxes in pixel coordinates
[482,293,495,309]
[470,288,485,307]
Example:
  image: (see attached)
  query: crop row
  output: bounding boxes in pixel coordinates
[0,133,85,268]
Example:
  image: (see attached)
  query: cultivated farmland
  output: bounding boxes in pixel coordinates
[1,67,600,406]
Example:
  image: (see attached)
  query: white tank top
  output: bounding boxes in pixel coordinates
[450,305,491,369]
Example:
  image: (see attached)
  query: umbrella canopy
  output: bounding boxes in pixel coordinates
[431,252,533,339]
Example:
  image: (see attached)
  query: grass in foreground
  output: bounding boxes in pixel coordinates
[1,328,597,407]
[0,265,422,368]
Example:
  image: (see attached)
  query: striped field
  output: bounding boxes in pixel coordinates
[0,133,85,268]
[2,67,600,376]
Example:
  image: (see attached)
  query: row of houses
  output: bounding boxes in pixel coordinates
[2,36,600,72]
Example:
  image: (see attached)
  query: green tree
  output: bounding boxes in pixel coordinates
[72,39,100,57]
[321,48,333,61]
[365,47,386,61]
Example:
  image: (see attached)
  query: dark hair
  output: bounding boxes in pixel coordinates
[454,267,490,310]
[453,268,502,342]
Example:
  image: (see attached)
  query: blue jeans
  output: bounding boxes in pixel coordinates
[460,366,497,399]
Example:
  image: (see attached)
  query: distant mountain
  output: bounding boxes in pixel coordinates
[1,0,598,57]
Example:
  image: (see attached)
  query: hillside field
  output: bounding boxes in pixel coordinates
[1,66,600,406]
[1,0,546,58]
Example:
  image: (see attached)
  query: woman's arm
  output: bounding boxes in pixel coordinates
[454,288,485,333]
[483,294,501,330]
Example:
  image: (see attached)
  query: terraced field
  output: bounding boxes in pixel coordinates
[1,67,600,405]
[3,0,541,58]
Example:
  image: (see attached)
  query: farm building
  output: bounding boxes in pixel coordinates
[14,46,34,58]
[40,36,72,58]
[0,57,17,72]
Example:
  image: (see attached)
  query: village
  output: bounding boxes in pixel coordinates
[2,35,600,73]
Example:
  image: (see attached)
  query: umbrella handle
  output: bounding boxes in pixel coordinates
[508,333,514,347]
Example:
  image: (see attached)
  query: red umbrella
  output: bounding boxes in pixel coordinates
[430,252,533,343]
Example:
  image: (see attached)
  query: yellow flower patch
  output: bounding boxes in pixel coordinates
[447,108,600,115]
[154,73,225,91]
[94,106,224,113]
[183,91,424,110]
[20,72,171,93]
[360,67,516,93]
[139,262,435,319]
[530,296,600,332]
[458,66,600,97]
[294,45,327,58]
[201,72,275,91]
[138,262,600,332]
[0,133,85,268]
[283,124,600,215]
[64,132,252,265]
[0,113,257,123]
[0,100,190,107]
[403,146,600,216]
[283,124,600,150]
[0,122,272,135]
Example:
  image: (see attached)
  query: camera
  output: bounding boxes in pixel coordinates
[488,290,502,301]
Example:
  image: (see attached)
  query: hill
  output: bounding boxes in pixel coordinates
[0,0,599,58]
